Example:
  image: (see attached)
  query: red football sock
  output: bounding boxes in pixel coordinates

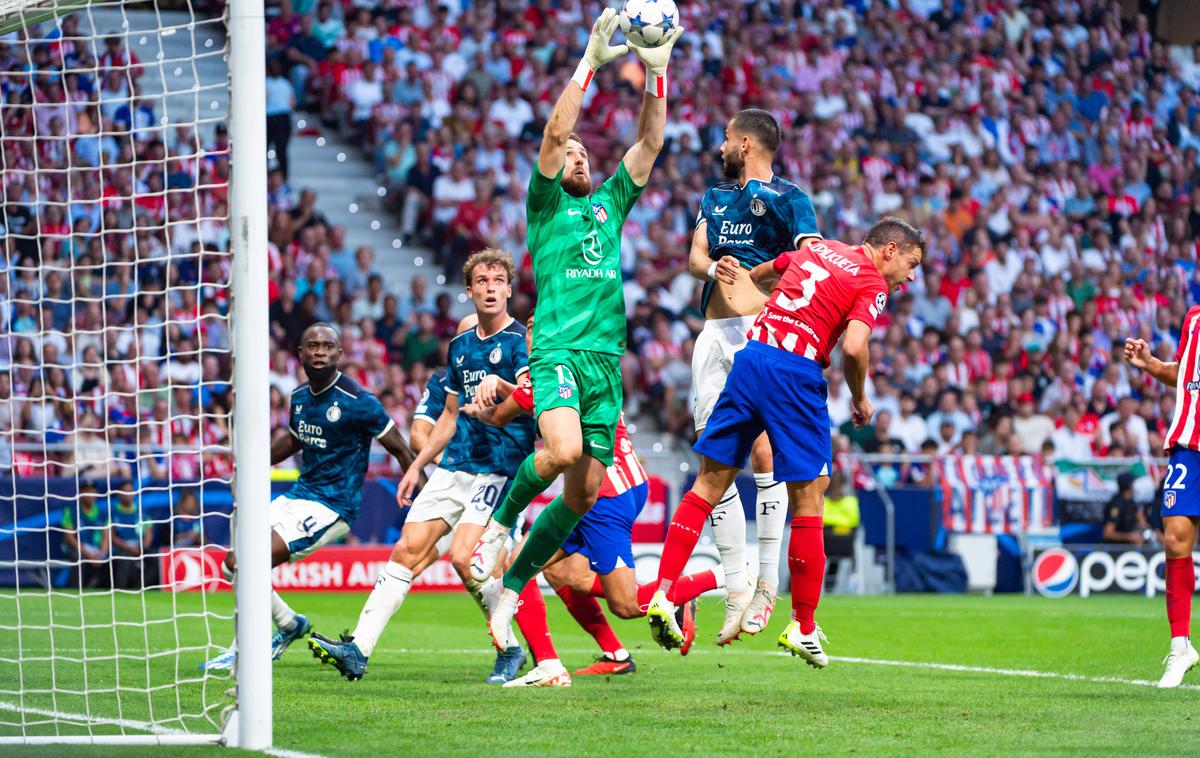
[589,574,605,597]
[636,582,655,609]
[515,579,558,663]
[788,516,825,635]
[554,586,623,655]
[669,569,718,605]
[656,491,715,595]
[1166,556,1194,638]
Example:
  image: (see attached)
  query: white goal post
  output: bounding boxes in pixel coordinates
[0,0,270,747]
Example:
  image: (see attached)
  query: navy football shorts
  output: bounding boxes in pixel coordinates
[693,340,832,482]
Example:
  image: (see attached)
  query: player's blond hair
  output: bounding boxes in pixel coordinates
[462,248,516,288]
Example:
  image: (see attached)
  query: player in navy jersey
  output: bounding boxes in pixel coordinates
[201,322,419,672]
[648,219,924,667]
[689,109,823,645]
[404,315,529,684]
[1125,314,1200,687]
[309,250,535,682]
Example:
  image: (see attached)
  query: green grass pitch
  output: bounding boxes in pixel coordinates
[1,589,1195,756]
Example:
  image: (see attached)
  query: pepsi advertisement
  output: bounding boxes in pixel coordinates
[1030,546,1200,598]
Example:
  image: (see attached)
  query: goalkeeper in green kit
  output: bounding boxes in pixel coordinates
[469,7,683,651]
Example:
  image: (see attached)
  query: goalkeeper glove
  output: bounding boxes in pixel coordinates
[630,26,684,96]
[572,8,628,92]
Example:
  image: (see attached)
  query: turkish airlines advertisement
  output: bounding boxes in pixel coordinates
[161,539,717,593]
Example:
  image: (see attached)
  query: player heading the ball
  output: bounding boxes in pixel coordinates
[647,219,925,667]
[465,7,683,652]
[691,108,823,645]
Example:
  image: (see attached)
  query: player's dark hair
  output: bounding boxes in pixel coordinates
[462,248,516,288]
[731,109,782,154]
[864,217,927,259]
[566,132,585,150]
[302,321,341,344]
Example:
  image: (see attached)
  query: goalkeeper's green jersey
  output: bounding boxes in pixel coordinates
[525,162,644,356]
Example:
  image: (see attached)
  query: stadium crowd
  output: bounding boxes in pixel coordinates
[263,0,1200,464]
[3,0,1200,496]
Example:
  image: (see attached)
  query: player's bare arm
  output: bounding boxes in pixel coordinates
[397,393,459,505]
[689,221,739,285]
[1124,337,1178,387]
[842,320,874,429]
[749,257,782,294]
[463,394,525,428]
[620,27,682,185]
[377,425,420,475]
[474,374,517,408]
[270,430,302,466]
[409,419,432,455]
[538,9,626,178]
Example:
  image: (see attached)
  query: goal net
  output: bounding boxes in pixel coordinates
[0,0,269,746]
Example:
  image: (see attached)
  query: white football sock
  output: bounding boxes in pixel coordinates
[754,471,787,594]
[709,483,748,595]
[464,575,490,619]
[271,591,298,631]
[1172,635,1191,653]
[351,561,412,657]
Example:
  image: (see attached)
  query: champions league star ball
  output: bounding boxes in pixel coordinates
[619,0,679,47]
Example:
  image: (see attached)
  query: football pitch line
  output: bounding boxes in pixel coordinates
[369,646,1193,691]
[0,699,329,758]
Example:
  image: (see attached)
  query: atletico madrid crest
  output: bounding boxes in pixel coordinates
[592,203,608,223]
[1165,490,1177,509]
[558,385,573,399]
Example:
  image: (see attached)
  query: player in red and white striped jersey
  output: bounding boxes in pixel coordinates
[1124,309,1200,688]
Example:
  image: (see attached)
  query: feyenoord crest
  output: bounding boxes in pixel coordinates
[1165,490,1177,509]
[558,385,573,399]
[326,404,341,422]
[750,198,766,216]
[592,202,608,223]
[489,346,502,364]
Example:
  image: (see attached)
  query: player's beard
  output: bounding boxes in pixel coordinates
[722,149,744,180]
[561,173,592,198]
[304,362,338,388]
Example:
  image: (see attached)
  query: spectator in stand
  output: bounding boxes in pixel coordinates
[1102,473,1149,545]
[265,59,295,180]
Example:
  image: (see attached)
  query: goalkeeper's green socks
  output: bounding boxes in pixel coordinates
[493,453,554,529]
[502,496,582,593]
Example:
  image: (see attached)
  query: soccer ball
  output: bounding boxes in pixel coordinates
[619,0,679,48]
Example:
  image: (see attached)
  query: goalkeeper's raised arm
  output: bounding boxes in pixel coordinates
[621,22,682,184]
[537,8,627,179]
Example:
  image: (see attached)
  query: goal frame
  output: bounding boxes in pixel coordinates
[0,0,272,748]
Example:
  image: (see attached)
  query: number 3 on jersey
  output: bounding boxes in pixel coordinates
[776,261,830,311]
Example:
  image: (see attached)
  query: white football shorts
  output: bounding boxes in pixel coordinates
[270,495,351,562]
[406,467,509,529]
[691,315,758,431]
